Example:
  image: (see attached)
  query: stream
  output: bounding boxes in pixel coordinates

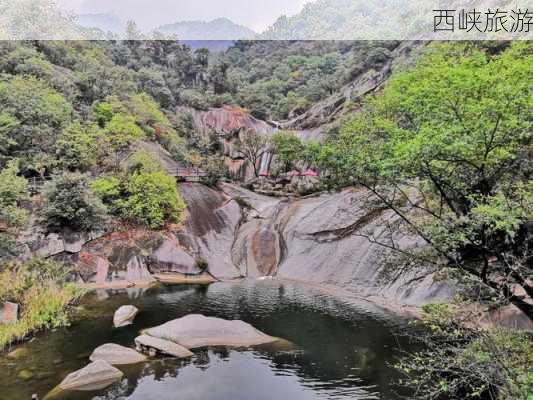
[0,280,417,400]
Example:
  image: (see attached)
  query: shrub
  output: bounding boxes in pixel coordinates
[194,257,209,272]
[91,176,121,206]
[92,101,114,127]
[122,149,165,174]
[104,113,145,148]
[396,302,533,400]
[55,122,103,171]
[0,258,83,349]
[116,171,185,229]
[41,172,108,232]
[271,130,305,171]
[0,161,28,261]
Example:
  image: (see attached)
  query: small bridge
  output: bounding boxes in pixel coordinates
[174,167,207,183]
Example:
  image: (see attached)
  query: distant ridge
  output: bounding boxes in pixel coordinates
[76,13,124,34]
[155,18,256,40]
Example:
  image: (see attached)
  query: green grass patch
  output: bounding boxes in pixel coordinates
[0,259,85,350]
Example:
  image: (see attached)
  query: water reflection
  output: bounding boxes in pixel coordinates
[0,280,413,400]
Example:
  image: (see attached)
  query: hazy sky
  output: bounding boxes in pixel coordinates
[57,0,311,32]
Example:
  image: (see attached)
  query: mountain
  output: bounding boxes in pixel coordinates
[260,0,410,39]
[76,13,124,34]
[155,18,256,40]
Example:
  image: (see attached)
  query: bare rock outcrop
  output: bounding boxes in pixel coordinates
[143,314,279,349]
[89,343,147,365]
[176,183,243,279]
[282,42,424,130]
[57,360,123,391]
[113,305,139,328]
[220,183,451,306]
[135,334,193,358]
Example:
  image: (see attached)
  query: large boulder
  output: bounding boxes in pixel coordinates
[113,305,139,328]
[135,334,193,358]
[89,343,147,365]
[58,360,123,391]
[143,314,279,349]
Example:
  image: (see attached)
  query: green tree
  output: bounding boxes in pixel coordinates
[116,171,186,229]
[122,149,165,175]
[103,113,145,169]
[55,122,103,171]
[0,75,72,156]
[0,160,28,260]
[271,130,305,171]
[312,42,533,319]
[396,303,532,400]
[41,172,107,232]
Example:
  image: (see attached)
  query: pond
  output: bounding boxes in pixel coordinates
[0,280,417,400]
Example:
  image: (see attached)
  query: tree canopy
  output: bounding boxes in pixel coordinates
[311,42,532,318]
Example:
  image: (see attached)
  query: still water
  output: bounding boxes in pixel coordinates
[0,280,415,400]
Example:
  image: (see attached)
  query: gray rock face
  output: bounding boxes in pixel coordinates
[89,343,147,365]
[125,256,154,282]
[282,42,424,130]
[150,236,198,274]
[58,360,123,391]
[177,183,243,279]
[143,314,278,349]
[135,334,193,358]
[220,183,452,306]
[113,305,139,328]
[17,224,106,260]
[181,107,275,181]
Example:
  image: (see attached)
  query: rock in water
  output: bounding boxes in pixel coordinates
[89,343,147,365]
[143,314,278,349]
[113,305,139,328]
[135,334,193,358]
[7,347,29,359]
[58,360,123,391]
[17,369,33,380]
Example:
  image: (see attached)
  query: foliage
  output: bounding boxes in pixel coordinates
[122,149,165,175]
[55,122,103,171]
[271,130,305,170]
[104,113,145,149]
[396,303,533,400]
[0,160,28,260]
[115,171,186,229]
[92,101,114,127]
[200,154,228,187]
[194,257,209,272]
[0,258,83,349]
[41,172,107,232]
[311,42,533,319]
[0,74,72,168]
[91,176,121,206]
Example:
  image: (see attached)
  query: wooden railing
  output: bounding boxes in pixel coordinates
[176,167,207,182]
[28,176,51,195]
